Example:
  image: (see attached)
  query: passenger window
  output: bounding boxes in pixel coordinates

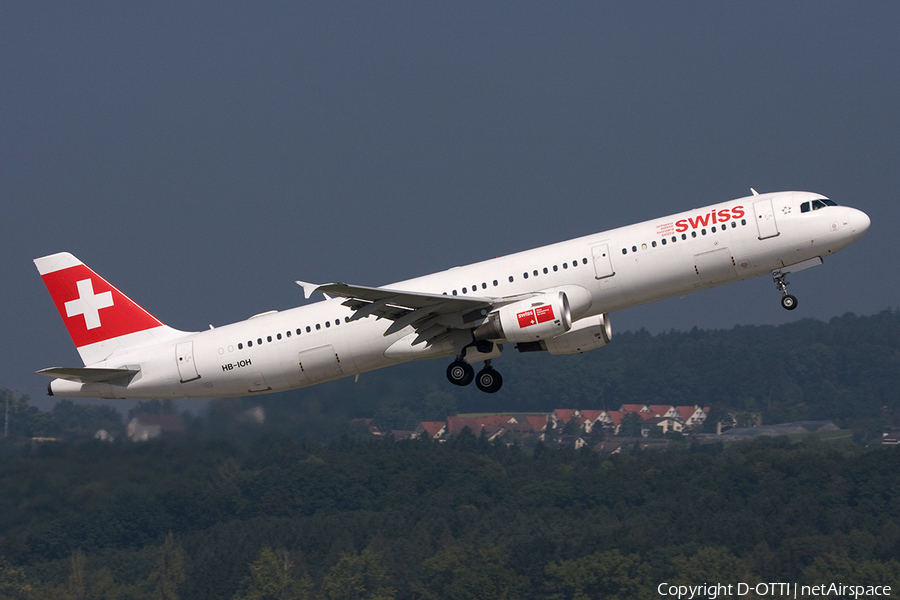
[662,238,667,245]
[553,265,559,270]
[325,321,330,328]
[306,326,311,333]
[482,283,487,289]
[267,336,272,342]
[533,270,538,277]
[543,267,548,274]
[248,341,253,347]
[563,263,568,269]
[296,328,302,335]
[632,246,637,252]
[509,276,514,282]
[277,333,282,340]
[582,258,588,264]
[692,231,697,238]
[238,343,243,349]
[652,241,657,247]
[315,324,321,330]
[452,290,457,296]
[622,249,627,255]
[493,280,498,286]
[462,287,467,293]
[258,338,263,345]
[681,234,687,240]
[523,273,528,279]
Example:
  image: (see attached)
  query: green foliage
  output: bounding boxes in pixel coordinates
[322,548,394,600]
[1,435,900,598]
[545,550,652,600]
[233,547,312,600]
[418,544,528,600]
[2,310,900,597]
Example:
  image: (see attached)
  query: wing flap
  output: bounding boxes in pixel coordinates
[315,282,495,345]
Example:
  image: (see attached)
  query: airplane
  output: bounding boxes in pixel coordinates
[34,190,869,399]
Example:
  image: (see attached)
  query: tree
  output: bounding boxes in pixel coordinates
[618,412,642,437]
[0,555,33,600]
[418,544,528,600]
[68,550,86,600]
[545,550,652,600]
[233,547,312,600]
[150,532,185,600]
[669,547,757,589]
[322,548,395,600]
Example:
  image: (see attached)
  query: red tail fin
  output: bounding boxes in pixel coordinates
[34,252,181,365]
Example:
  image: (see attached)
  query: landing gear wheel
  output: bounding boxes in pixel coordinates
[447,360,474,386]
[781,294,798,311]
[475,368,503,394]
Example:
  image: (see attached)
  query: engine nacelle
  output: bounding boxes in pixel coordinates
[474,291,572,343]
[517,313,612,355]
[543,313,612,354]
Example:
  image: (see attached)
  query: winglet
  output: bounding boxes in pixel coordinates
[295,280,332,300]
[750,188,760,196]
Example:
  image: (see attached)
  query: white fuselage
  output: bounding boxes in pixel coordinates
[49,191,869,399]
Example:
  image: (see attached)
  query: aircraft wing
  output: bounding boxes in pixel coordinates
[313,282,496,346]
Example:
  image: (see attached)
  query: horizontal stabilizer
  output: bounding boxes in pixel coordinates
[36,367,139,383]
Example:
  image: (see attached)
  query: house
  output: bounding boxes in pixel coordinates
[127,413,184,442]
[351,418,385,436]
[649,405,678,418]
[446,415,519,436]
[578,410,606,434]
[593,440,624,455]
[550,409,581,429]
[599,410,626,434]
[417,421,447,440]
[620,404,651,414]
[676,406,709,428]
[654,417,684,435]
[523,415,549,433]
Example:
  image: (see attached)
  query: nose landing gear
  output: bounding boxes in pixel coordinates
[774,273,798,311]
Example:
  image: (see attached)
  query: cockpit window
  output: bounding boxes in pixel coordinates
[801,199,838,213]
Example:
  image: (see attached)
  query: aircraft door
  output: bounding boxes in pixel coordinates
[298,345,344,384]
[591,244,616,279]
[175,341,200,383]
[753,198,780,240]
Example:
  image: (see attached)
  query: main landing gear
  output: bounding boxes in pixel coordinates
[774,273,798,311]
[446,358,503,393]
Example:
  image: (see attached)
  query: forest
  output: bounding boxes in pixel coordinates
[0,310,898,598]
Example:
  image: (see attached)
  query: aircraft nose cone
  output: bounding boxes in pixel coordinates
[852,208,871,241]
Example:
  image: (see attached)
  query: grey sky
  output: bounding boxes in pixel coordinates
[2,3,897,403]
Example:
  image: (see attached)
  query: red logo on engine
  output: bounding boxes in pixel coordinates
[517,309,537,328]
[535,305,555,323]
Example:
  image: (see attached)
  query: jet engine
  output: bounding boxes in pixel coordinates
[516,313,612,355]
[473,291,572,343]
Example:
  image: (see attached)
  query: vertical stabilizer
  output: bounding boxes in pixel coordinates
[34,252,189,365]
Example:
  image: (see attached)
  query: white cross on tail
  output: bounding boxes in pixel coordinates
[65,279,113,329]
